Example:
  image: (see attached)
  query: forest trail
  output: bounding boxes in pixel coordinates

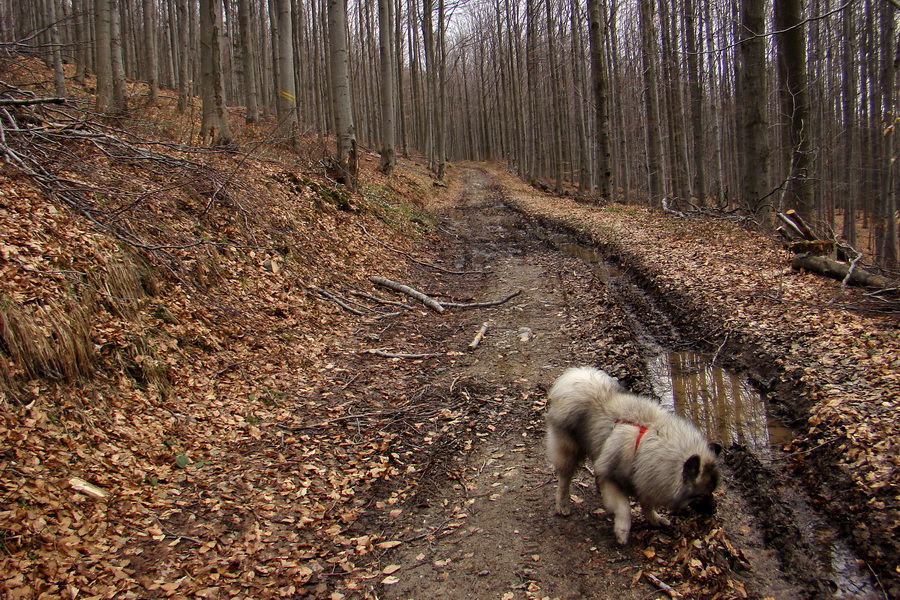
[361,168,816,600]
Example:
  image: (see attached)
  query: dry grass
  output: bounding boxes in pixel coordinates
[0,299,94,390]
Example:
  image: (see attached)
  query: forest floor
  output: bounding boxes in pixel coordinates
[1,60,898,600]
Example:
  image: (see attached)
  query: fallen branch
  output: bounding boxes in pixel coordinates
[68,477,109,500]
[361,348,441,359]
[348,289,413,310]
[442,290,522,309]
[311,286,367,315]
[370,276,445,313]
[468,321,492,350]
[643,572,683,599]
[0,97,66,106]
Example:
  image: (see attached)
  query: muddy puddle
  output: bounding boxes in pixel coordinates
[536,229,878,598]
[647,350,794,452]
[539,229,791,450]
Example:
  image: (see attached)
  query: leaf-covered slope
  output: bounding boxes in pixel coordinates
[0,65,437,598]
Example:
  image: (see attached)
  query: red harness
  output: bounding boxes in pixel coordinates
[615,419,650,452]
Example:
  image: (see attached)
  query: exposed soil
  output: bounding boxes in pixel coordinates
[341,168,880,600]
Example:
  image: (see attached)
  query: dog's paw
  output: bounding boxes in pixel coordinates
[644,509,671,527]
[555,504,572,517]
[614,527,630,545]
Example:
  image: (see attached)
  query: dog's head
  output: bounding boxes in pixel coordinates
[679,443,722,515]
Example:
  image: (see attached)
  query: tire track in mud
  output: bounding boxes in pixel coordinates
[369,168,814,600]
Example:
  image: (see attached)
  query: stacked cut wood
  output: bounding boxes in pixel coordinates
[777,210,887,289]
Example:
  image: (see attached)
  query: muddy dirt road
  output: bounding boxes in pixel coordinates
[332,168,879,600]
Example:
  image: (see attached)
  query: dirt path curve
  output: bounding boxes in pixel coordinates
[367,168,799,600]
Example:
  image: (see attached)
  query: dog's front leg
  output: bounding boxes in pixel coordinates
[599,479,632,544]
[641,505,671,528]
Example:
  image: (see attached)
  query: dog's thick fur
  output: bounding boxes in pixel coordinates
[546,366,721,544]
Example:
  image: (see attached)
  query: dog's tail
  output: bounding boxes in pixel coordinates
[548,366,623,407]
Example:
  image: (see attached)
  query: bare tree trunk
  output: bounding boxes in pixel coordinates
[639,0,663,203]
[46,0,67,98]
[684,0,705,203]
[275,0,298,141]
[378,0,396,174]
[328,0,357,188]
[95,0,113,113]
[73,0,87,85]
[738,0,771,224]
[876,1,897,265]
[110,0,127,113]
[177,0,191,112]
[141,0,158,105]
[546,0,564,193]
[587,0,612,200]
[775,0,814,219]
[840,2,857,247]
[237,0,259,122]
[571,0,590,192]
[199,0,233,147]
[435,0,446,179]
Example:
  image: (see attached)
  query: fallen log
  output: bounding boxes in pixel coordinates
[791,253,887,288]
[369,276,445,313]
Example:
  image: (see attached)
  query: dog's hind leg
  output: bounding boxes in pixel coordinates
[547,429,579,516]
[599,480,632,545]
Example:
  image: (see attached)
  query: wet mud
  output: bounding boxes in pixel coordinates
[350,168,879,599]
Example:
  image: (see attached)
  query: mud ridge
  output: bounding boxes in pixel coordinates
[497,188,884,598]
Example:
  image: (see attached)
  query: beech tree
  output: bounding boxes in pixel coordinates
[378,0,397,174]
[199,0,233,147]
[5,0,898,264]
[737,0,771,224]
[328,0,357,187]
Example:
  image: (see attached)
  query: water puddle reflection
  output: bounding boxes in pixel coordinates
[648,351,794,452]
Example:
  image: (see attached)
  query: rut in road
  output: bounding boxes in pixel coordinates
[362,168,805,600]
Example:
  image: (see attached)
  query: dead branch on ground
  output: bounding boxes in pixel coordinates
[370,276,446,313]
[468,321,492,350]
[442,290,522,309]
[361,348,441,359]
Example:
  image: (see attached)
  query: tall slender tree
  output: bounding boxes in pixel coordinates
[639,0,664,203]
[775,0,814,219]
[237,0,259,123]
[587,0,612,200]
[328,0,357,188]
[738,0,771,223]
[199,0,233,147]
[378,0,397,174]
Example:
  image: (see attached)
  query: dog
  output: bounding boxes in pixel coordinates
[545,366,722,544]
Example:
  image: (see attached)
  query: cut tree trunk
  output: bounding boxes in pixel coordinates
[791,253,888,288]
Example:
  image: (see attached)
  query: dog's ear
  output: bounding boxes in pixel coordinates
[682,454,701,480]
[708,443,723,457]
